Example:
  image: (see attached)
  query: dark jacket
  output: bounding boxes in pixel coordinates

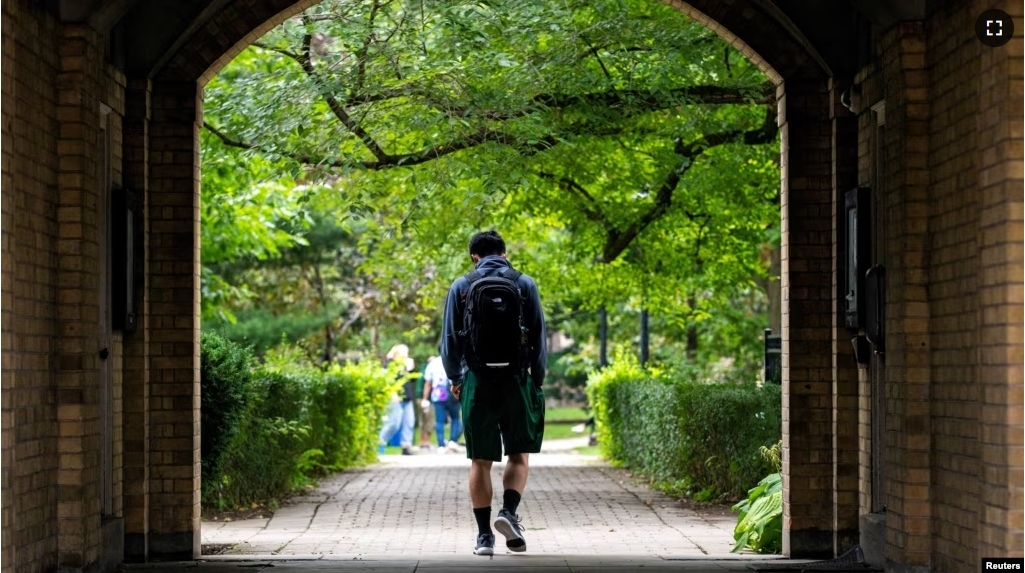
[440,255,547,386]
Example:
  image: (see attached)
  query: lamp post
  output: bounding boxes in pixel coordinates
[640,309,649,367]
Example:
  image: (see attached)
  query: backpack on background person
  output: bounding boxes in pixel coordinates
[425,356,452,402]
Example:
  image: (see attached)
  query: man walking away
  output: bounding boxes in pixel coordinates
[441,230,547,556]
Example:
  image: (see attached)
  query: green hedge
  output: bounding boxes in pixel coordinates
[200,332,254,487]
[201,336,398,509]
[587,351,781,500]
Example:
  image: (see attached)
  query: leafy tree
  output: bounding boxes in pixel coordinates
[201,0,780,370]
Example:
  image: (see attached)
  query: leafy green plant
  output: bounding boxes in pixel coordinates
[209,413,308,508]
[730,439,783,553]
[730,471,782,553]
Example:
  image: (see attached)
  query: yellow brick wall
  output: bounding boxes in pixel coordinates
[2,4,130,571]
[851,2,1024,571]
[1,3,63,572]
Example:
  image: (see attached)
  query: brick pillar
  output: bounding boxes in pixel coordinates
[877,22,933,570]
[975,0,1024,558]
[55,24,104,568]
[779,79,835,558]
[147,80,201,560]
[829,78,860,555]
[122,78,151,562]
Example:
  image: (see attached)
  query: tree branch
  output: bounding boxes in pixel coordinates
[601,108,777,263]
[351,0,382,102]
[581,35,613,82]
[296,19,389,163]
[203,98,773,178]
[251,41,300,60]
[437,83,775,122]
[684,210,711,270]
[318,83,775,122]
[537,171,611,227]
[203,120,349,168]
[203,120,560,170]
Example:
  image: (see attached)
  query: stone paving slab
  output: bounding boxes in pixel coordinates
[200,446,747,563]
[125,556,786,572]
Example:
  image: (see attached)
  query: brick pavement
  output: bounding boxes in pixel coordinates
[117,445,810,571]
[200,446,744,559]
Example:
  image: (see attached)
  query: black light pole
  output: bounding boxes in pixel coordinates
[598,306,608,367]
[640,309,649,367]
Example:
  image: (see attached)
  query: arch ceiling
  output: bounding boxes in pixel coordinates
[83,0,921,85]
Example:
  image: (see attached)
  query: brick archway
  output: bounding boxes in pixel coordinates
[2,1,1022,572]
[137,0,844,563]
[152,0,828,85]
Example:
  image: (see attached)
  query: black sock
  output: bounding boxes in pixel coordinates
[502,489,521,514]
[473,507,492,535]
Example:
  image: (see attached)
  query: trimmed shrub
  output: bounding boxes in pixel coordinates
[200,331,254,488]
[587,351,781,500]
[255,360,397,471]
[203,355,399,509]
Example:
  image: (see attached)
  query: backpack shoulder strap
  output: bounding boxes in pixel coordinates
[499,268,522,282]
[460,270,484,301]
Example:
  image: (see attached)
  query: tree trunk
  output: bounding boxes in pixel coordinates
[686,296,698,361]
[323,325,334,364]
[598,306,608,367]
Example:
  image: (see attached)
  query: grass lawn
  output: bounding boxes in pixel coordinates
[544,421,589,440]
[545,406,591,421]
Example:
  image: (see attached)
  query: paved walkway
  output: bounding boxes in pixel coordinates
[123,440,795,571]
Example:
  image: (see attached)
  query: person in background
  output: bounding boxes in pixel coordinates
[423,350,463,454]
[378,344,417,456]
[415,357,435,452]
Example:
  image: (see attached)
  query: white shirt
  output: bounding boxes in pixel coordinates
[424,357,450,401]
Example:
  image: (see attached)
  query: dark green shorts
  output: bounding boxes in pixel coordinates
[460,370,545,461]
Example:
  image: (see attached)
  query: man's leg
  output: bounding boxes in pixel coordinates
[493,375,544,553]
[470,459,495,555]
[503,453,529,494]
[469,459,494,508]
[462,371,502,555]
[494,453,529,551]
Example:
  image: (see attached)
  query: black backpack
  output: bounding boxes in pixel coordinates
[459,268,529,380]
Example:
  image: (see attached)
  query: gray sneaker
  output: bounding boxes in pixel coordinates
[494,509,526,552]
[473,533,495,556]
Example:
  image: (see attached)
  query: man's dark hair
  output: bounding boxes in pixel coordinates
[469,230,506,257]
